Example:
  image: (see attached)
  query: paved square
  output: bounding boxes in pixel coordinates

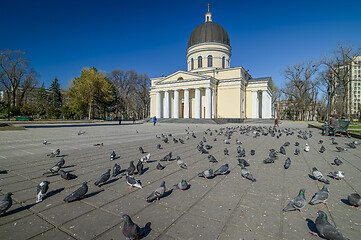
[0,121,360,239]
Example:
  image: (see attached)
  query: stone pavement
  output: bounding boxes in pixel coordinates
[0,121,360,240]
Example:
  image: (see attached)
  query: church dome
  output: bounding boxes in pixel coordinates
[187,21,230,49]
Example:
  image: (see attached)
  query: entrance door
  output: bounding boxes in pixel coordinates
[203,107,205,118]
[181,103,184,118]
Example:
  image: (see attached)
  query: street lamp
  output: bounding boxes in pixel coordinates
[327,84,331,125]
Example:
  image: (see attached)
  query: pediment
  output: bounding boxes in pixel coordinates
[155,71,210,85]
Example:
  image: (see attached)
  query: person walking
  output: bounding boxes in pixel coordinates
[153,116,157,126]
[118,116,122,125]
[132,116,136,124]
[274,117,279,127]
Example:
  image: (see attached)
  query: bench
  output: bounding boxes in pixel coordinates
[15,117,33,121]
[322,120,350,136]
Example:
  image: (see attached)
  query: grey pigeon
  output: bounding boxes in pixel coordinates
[283,188,307,213]
[319,140,323,144]
[64,182,88,202]
[161,152,172,162]
[176,156,187,169]
[55,157,65,168]
[205,144,212,150]
[179,138,184,144]
[279,146,286,155]
[173,138,178,143]
[43,164,61,176]
[60,170,77,180]
[263,157,275,164]
[294,148,300,155]
[240,164,256,182]
[250,149,255,155]
[332,139,338,145]
[94,169,111,186]
[334,157,343,166]
[174,178,188,191]
[347,193,361,207]
[309,185,329,205]
[237,146,241,154]
[157,143,162,149]
[238,158,250,167]
[329,171,345,180]
[313,211,348,240]
[198,168,214,179]
[146,181,166,202]
[47,149,60,157]
[156,163,165,170]
[319,145,325,153]
[138,146,145,154]
[36,181,50,203]
[284,157,291,169]
[224,139,230,144]
[0,192,13,215]
[126,161,136,175]
[122,214,143,240]
[336,146,347,152]
[43,139,47,145]
[78,130,86,135]
[136,160,144,175]
[208,154,218,163]
[236,139,242,145]
[224,148,229,155]
[312,167,329,184]
[295,142,299,146]
[214,164,229,175]
[113,163,121,177]
[345,142,356,149]
[126,173,142,189]
[110,151,116,161]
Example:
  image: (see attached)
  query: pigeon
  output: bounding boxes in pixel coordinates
[334,157,343,166]
[0,192,13,215]
[279,146,286,155]
[329,171,345,180]
[240,164,256,182]
[198,168,214,179]
[126,161,136,175]
[121,214,143,240]
[283,188,307,213]
[43,164,61,176]
[214,164,229,175]
[263,157,275,164]
[136,160,144,175]
[55,157,65,168]
[208,154,218,163]
[94,169,111,186]
[237,146,242,154]
[140,153,150,163]
[295,142,299,146]
[78,130,86,135]
[179,138,184,144]
[47,149,60,157]
[60,170,77,180]
[205,144,212,150]
[224,148,229,155]
[110,151,116,161]
[173,138,178,143]
[313,211,348,240]
[319,145,325,153]
[345,142,356,149]
[174,178,188,191]
[192,133,196,138]
[176,156,187,169]
[236,139,242,145]
[347,193,361,207]
[156,163,165,170]
[63,182,88,202]
[157,143,161,149]
[163,137,169,143]
[309,185,329,205]
[36,181,50,203]
[284,157,291,169]
[294,148,300,155]
[203,137,207,142]
[126,173,142,189]
[161,152,172,161]
[332,139,338,145]
[304,144,310,152]
[186,135,190,140]
[113,163,121,177]
[312,167,329,184]
[138,146,145,154]
[238,158,250,167]
[319,140,323,144]
[336,146,347,152]
[283,141,290,147]
[214,137,217,141]
[224,139,230,144]
[146,181,166,202]
[250,149,255,155]
[43,139,47,145]
[93,143,103,147]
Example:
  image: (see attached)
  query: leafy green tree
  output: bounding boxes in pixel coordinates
[63,104,76,119]
[20,104,36,116]
[68,67,115,119]
[48,77,62,108]
[47,106,61,119]
[35,82,48,117]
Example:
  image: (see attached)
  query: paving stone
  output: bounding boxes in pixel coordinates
[218,224,278,240]
[101,195,148,217]
[29,228,76,240]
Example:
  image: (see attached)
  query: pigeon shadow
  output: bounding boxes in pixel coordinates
[84,190,104,199]
[45,173,60,178]
[101,178,120,186]
[308,174,317,181]
[112,156,120,160]
[57,155,68,158]
[341,199,351,206]
[147,160,157,163]
[62,164,77,169]
[43,187,65,200]
[3,202,37,216]
[141,167,149,174]
[161,189,173,199]
[140,222,152,239]
[0,170,8,174]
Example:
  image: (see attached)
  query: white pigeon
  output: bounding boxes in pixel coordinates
[305,143,310,152]
[43,139,47,145]
[36,181,50,203]
[140,153,151,163]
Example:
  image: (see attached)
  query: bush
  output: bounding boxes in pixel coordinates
[350,116,354,122]
[20,104,36,116]
[63,105,76,119]
[47,106,61,119]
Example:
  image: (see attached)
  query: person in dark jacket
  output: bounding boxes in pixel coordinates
[329,114,339,136]
[153,116,157,126]
[118,116,122,125]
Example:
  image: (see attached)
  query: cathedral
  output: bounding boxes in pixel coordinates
[150,7,273,120]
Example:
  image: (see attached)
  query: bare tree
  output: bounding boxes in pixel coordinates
[0,49,39,106]
[281,60,319,120]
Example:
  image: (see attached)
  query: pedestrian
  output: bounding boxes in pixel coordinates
[328,114,339,136]
[153,116,157,126]
[274,117,279,127]
[132,116,135,124]
[118,116,122,125]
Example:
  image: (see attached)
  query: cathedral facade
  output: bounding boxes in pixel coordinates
[150,9,273,120]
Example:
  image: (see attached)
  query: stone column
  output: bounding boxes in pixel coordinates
[252,90,258,118]
[173,90,179,118]
[195,88,201,119]
[156,91,162,118]
[163,90,170,118]
[212,88,215,118]
[262,90,271,118]
[205,87,212,119]
[184,89,189,118]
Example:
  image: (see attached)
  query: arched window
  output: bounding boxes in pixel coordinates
[177,77,183,80]
[191,58,194,70]
[198,56,202,68]
[222,56,226,68]
[207,55,213,67]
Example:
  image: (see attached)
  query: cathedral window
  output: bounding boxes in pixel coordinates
[191,58,194,70]
[222,56,226,68]
[207,55,213,67]
[198,56,202,68]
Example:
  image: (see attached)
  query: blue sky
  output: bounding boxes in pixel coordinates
[1,0,360,89]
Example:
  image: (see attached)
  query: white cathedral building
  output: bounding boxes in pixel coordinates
[150,8,273,120]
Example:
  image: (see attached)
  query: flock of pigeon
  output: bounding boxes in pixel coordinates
[1,125,361,240]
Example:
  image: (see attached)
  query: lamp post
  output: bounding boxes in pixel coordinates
[7,90,10,121]
[327,84,331,125]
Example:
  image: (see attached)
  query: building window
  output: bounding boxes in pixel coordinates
[222,56,226,68]
[191,58,194,70]
[207,55,213,67]
[198,56,202,68]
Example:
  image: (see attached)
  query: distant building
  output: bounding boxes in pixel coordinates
[350,56,361,116]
